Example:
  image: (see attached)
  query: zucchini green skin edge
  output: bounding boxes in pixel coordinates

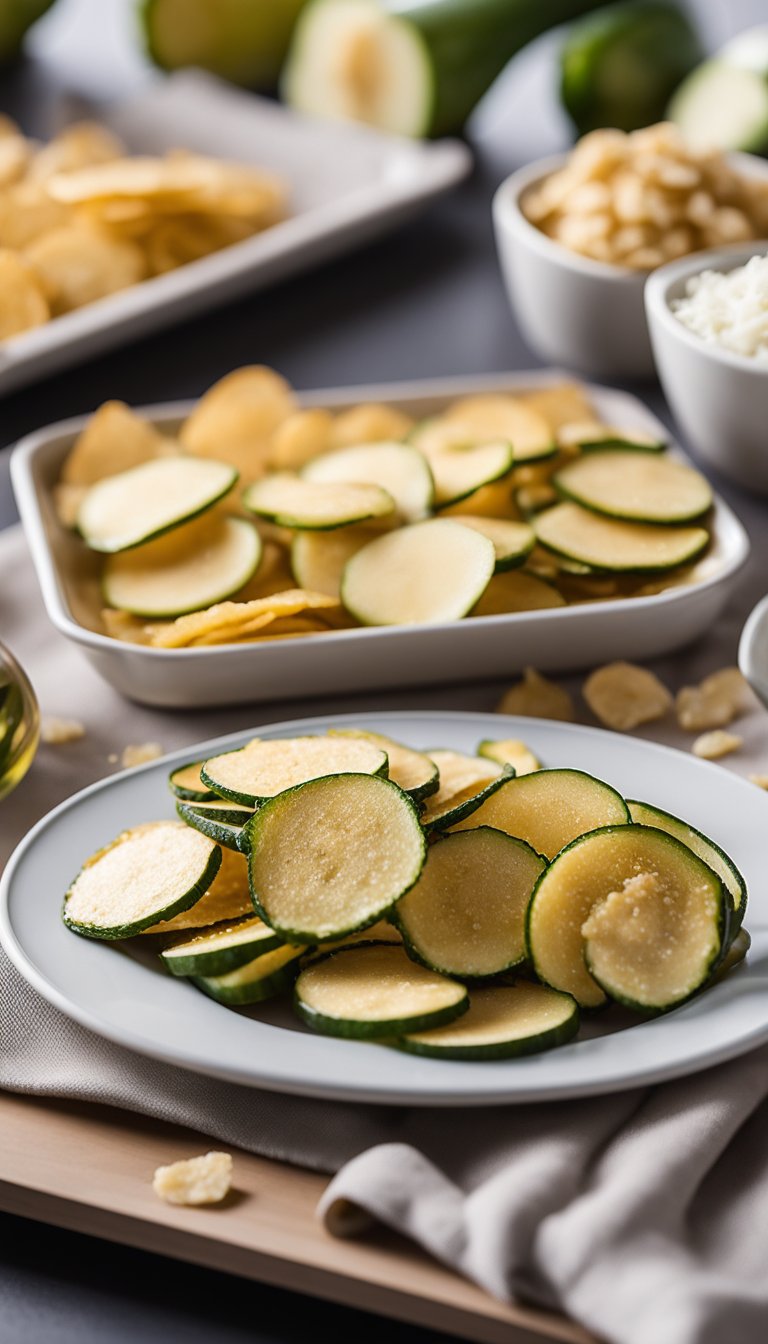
[328,730,440,802]
[62,843,223,941]
[432,448,514,510]
[553,466,712,526]
[78,467,239,555]
[200,747,389,807]
[627,799,747,935]
[535,525,710,574]
[525,824,730,1014]
[161,922,285,977]
[168,762,217,802]
[176,800,252,852]
[193,958,300,1007]
[422,768,513,834]
[293,947,469,1039]
[395,999,580,1059]
[141,0,308,90]
[243,774,427,943]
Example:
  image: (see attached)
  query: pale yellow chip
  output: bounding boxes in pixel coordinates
[232,540,295,600]
[519,383,594,432]
[0,182,71,249]
[141,847,252,932]
[583,662,672,731]
[153,1151,232,1206]
[0,249,49,338]
[62,401,177,486]
[180,366,296,480]
[692,730,743,760]
[28,121,124,183]
[53,482,88,527]
[101,608,157,645]
[497,666,575,721]
[675,667,751,732]
[0,135,31,188]
[269,408,334,470]
[25,225,146,314]
[150,588,339,649]
[330,402,414,447]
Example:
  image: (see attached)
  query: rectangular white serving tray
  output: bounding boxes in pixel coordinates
[11,371,750,708]
[0,72,470,397]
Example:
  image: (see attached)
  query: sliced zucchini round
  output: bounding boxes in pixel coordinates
[140,845,252,934]
[398,983,579,1059]
[431,443,514,509]
[63,821,221,940]
[450,769,629,859]
[419,748,506,831]
[176,799,254,852]
[246,773,426,942]
[77,456,238,553]
[291,525,378,600]
[395,828,547,979]
[554,451,712,525]
[472,569,566,617]
[194,942,304,1006]
[242,472,394,530]
[169,760,217,802]
[161,916,284,977]
[449,516,535,571]
[341,519,495,626]
[477,738,542,775]
[328,728,438,801]
[303,442,434,522]
[443,396,557,464]
[627,799,746,929]
[535,503,709,573]
[103,517,262,618]
[557,421,666,453]
[294,943,468,1039]
[527,825,727,1010]
[202,734,388,807]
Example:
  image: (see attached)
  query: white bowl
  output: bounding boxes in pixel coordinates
[739,595,768,709]
[492,156,653,379]
[645,240,768,494]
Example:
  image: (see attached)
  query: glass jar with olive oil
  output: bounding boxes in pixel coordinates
[0,644,39,801]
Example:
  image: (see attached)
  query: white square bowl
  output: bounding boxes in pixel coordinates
[11,371,750,708]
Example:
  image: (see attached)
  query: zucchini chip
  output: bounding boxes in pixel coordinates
[399,983,578,1059]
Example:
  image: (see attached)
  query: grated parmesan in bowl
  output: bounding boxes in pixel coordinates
[673,255,768,364]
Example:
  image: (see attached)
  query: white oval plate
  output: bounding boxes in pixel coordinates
[2,711,767,1106]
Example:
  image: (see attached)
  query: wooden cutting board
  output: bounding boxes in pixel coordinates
[0,1091,594,1344]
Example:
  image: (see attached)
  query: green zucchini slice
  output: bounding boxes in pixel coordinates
[341,519,495,626]
[294,943,468,1039]
[419,749,506,831]
[535,503,709,573]
[472,569,566,616]
[303,442,434,522]
[627,799,746,929]
[398,983,579,1059]
[176,799,254,851]
[246,773,426,942]
[63,821,221,940]
[527,825,727,1010]
[477,738,542,775]
[554,451,712,525]
[194,942,304,1006]
[328,728,438,801]
[103,517,262,618]
[395,828,547,978]
[161,916,284,977]
[451,769,629,859]
[242,472,394,530]
[201,734,388,807]
[449,516,535,571]
[169,760,217,802]
[441,396,557,463]
[291,525,378,599]
[431,443,514,509]
[713,927,750,982]
[77,456,238,553]
[558,422,666,453]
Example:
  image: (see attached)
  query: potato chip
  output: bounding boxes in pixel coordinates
[101,608,157,645]
[142,214,254,275]
[45,155,221,206]
[442,479,520,520]
[692,730,743,760]
[0,249,49,338]
[330,402,414,447]
[270,408,334,470]
[675,667,751,732]
[0,182,70,249]
[180,366,296,480]
[583,662,672,731]
[150,589,338,649]
[27,121,124,183]
[231,540,295,600]
[25,225,146,314]
[53,482,88,527]
[0,135,31,188]
[519,383,594,432]
[497,667,575,721]
[62,401,176,486]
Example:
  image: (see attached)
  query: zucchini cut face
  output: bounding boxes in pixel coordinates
[161,916,284,977]
[451,769,629,859]
[103,517,262,618]
[63,821,221,940]
[140,845,253,933]
[242,472,394,530]
[442,395,557,464]
[398,983,579,1060]
[395,828,547,978]
[303,442,434,522]
[294,943,468,1039]
[535,502,709,573]
[477,738,542,776]
[201,734,388,807]
[419,749,506,831]
[176,799,254,851]
[328,729,438,801]
[246,773,426,942]
[449,517,535,571]
[194,942,304,1006]
[77,456,238,553]
[527,825,727,1010]
[341,519,495,626]
[627,800,746,928]
[169,760,216,802]
[554,451,712,524]
[431,443,514,509]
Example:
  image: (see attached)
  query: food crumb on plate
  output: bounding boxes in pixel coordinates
[41,716,85,744]
[152,1152,233,1206]
[122,742,163,767]
[497,667,575,722]
[692,729,743,760]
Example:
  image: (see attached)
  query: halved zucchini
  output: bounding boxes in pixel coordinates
[477,738,542,775]
[527,825,727,1010]
[449,516,534,571]
[431,443,514,508]
[103,517,262,618]
[328,728,438,801]
[341,519,495,626]
[303,442,434,522]
[398,983,579,1059]
[294,942,468,1039]
[450,769,629,859]
[176,799,254,851]
[246,772,426,942]
[627,799,746,929]
[161,916,284,977]
[169,760,217,802]
[443,396,557,464]
[535,503,709,573]
[291,525,378,599]
[194,942,304,1005]
[242,472,394,529]
[554,451,712,525]
[77,456,238,553]
[63,821,221,940]
[201,734,388,806]
[395,827,547,978]
[472,569,566,616]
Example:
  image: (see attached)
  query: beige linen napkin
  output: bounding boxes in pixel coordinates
[4,522,768,1344]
